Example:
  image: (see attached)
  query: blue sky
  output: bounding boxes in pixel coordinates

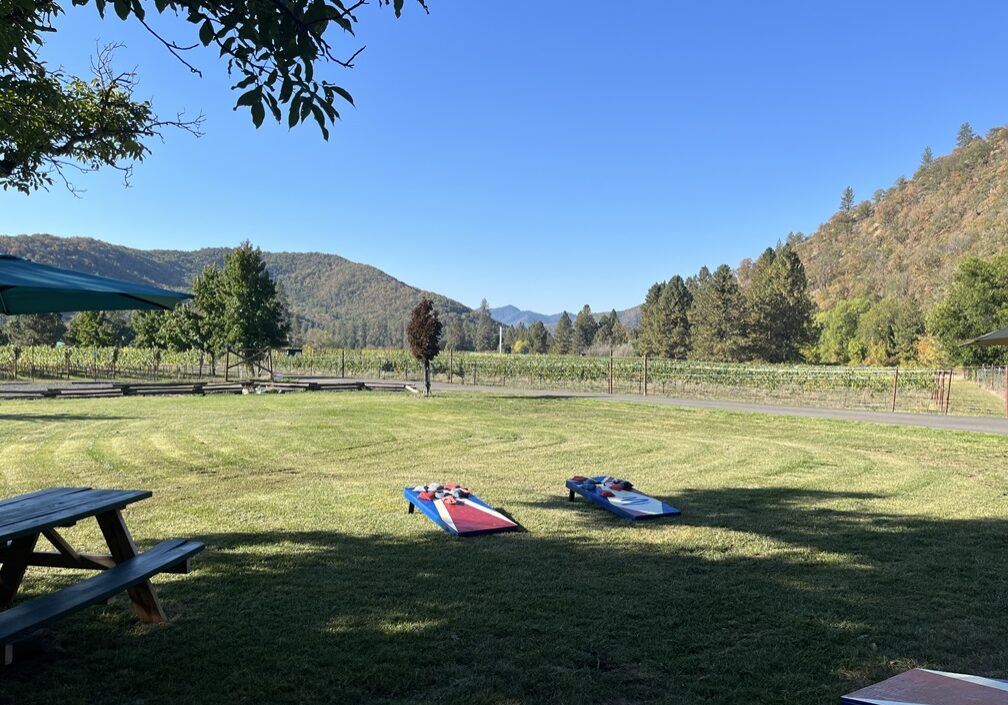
[3,1,1008,313]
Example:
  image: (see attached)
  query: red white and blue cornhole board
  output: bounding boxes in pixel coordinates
[404,488,519,537]
[841,668,1008,705]
[565,476,680,520]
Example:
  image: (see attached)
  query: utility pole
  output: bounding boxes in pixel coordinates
[498,325,503,354]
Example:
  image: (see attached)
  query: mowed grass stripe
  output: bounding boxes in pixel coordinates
[0,391,1004,705]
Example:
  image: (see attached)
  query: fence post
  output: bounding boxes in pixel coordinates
[891,366,899,412]
[448,348,453,384]
[609,348,613,395]
[945,368,953,415]
[341,348,345,379]
[643,354,648,397]
[1004,366,1007,418]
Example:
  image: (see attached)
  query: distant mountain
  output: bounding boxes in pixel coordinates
[0,234,475,348]
[491,305,641,329]
[489,306,562,326]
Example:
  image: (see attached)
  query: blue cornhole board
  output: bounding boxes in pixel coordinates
[565,476,681,521]
[404,488,519,537]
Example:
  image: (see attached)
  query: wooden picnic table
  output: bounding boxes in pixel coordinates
[0,487,203,665]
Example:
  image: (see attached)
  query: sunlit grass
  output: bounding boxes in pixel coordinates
[0,391,1005,705]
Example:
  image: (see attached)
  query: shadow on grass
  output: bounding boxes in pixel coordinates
[3,488,1007,705]
[0,413,135,422]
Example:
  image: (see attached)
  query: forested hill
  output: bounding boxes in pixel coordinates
[795,124,1008,308]
[0,234,474,347]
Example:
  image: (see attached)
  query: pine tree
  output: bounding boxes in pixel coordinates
[474,299,497,352]
[840,186,855,212]
[216,242,290,353]
[550,312,574,354]
[573,304,598,352]
[956,122,976,148]
[636,281,666,356]
[744,245,814,362]
[527,320,549,353]
[920,145,934,168]
[689,264,746,362]
[659,275,692,359]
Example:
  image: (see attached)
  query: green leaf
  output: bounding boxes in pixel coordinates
[199,20,214,46]
[332,85,354,107]
[235,88,260,108]
[394,0,404,17]
[251,102,265,128]
[279,77,293,103]
[113,0,131,20]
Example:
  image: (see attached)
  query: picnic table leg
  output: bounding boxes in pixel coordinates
[0,533,40,609]
[95,510,167,624]
[568,490,575,501]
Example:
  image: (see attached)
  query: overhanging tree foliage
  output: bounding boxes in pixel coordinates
[2,0,428,192]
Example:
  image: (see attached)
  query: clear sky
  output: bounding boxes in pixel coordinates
[3,1,1008,313]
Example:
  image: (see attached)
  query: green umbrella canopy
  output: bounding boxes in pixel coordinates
[0,255,190,314]
[965,325,1008,347]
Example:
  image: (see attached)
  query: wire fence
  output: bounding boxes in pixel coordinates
[1,344,1004,417]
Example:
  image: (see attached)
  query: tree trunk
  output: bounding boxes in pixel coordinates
[424,360,431,396]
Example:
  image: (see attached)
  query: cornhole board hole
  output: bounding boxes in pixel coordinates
[565,476,680,520]
[841,668,1008,705]
[404,486,519,537]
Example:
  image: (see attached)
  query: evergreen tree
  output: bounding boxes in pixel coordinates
[573,304,598,352]
[550,312,574,354]
[744,244,815,362]
[689,264,746,362]
[920,145,934,168]
[840,186,855,211]
[527,320,549,353]
[658,275,693,359]
[3,313,66,346]
[205,242,290,357]
[956,122,976,148]
[636,281,666,356]
[474,299,497,352]
[443,317,471,351]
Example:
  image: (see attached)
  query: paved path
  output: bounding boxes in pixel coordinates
[429,382,1008,435]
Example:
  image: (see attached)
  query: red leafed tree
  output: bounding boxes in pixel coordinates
[406,298,442,396]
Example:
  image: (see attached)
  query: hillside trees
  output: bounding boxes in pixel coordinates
[956,122,976,148]
[928,255,1008,365]
[2,0,428,192]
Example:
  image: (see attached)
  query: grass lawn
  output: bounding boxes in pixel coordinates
[0,391,1006,705]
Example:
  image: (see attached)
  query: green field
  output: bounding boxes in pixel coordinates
[1,392,1006,705]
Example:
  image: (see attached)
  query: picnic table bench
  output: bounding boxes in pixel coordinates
[0,487,204,665]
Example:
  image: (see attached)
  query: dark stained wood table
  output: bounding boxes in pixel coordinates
[0,487,203,664]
